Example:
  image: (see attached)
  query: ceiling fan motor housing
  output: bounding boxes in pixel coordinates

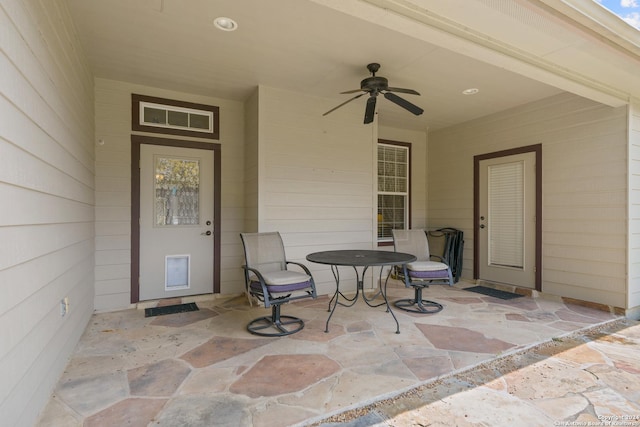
[361,76,388,92]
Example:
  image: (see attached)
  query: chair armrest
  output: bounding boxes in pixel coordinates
[241,265,269,291]
[241,265,266,281]
[286,260,314,277]
[429,255,449,266]
[393,264,412,288]
[243,265,287,308]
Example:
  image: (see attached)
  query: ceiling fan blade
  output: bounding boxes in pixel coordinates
[386,87,421,95]
[340,89,365,94]
[323,92,367,116]
[364,95,377,124]
[383,92,424,116]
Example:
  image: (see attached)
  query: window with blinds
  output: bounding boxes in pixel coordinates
[488,161,524,269]
[377,142,410,242]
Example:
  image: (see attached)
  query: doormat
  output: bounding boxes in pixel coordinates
[464,286,523,300]
[145,302,199,317]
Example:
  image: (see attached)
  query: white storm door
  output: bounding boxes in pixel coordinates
[479,152,536,288]
[139,144,214,301]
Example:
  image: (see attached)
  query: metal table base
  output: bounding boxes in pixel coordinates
[306,250,417,334]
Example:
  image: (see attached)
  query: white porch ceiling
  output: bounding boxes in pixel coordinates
[66,0,638,131]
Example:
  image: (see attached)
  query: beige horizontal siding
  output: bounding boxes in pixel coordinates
[0,1,95,426]
[255,87,428,296]
[629,100,640,312]
[429,93,628,308]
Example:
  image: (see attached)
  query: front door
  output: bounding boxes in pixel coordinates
[138,143,214,300]
[477,149,539,289]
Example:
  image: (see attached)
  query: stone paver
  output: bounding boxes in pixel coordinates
[230,354,341,397]
[314,319,640,427]
[34,281,637,427]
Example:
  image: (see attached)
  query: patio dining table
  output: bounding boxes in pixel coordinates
[306,249,416,333]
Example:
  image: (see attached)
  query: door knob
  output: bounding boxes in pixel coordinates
[201,230,212,236]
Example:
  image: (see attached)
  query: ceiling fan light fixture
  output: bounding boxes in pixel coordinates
[214,17,238,31]
[462,88,479,95]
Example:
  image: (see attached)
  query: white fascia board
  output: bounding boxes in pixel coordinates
[536,0,640,55]
[311,0,630,107]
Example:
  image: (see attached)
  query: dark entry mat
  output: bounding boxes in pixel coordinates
[145,302,199,317]
[464,286,523,300]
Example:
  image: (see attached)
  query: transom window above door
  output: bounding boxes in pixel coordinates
[141,102,213,133]
[132,94,219,139]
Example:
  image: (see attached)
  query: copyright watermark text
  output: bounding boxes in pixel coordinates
[554,415,640,426]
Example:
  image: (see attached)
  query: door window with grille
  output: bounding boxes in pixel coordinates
[154,156,200,226]
[377,142,410,242]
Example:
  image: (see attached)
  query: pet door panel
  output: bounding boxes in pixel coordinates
[166,255,190,289]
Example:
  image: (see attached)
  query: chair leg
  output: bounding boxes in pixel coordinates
[394,286,443,314]
[247,304,305,337]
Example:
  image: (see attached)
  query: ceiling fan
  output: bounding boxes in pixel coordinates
[323,63,424,124]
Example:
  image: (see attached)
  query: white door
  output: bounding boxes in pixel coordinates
[139,144,214,300]
[478,152,536,288]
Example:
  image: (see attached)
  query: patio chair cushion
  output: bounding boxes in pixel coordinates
[249,270,313,293]
[257,270,311,285]
[250,280,314,294]
[408,269,451,279]
[406,261,448,272]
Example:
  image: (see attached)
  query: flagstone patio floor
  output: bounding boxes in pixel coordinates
[35,280,640,426]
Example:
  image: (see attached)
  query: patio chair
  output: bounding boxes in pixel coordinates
[240,232,317,336]
[391,229,453,313]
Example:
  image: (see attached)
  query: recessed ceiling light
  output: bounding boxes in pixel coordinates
[462,88,479,95]
[214,17,237,31]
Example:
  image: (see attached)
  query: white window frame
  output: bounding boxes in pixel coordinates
[377,140,411,244]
